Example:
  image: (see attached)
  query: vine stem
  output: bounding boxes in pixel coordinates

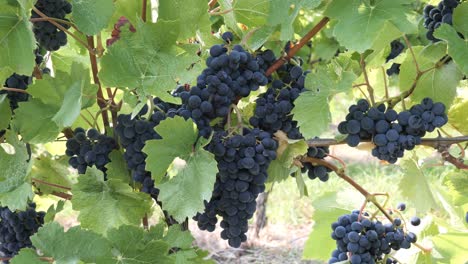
[31,7,93,55]
[32,178,71,191]
[382,67,389,100]
[360,54,376,106]
[142,0,147,22]
[30,17,79,31]
[0,257,54,263]
[87,36,111,131]
[208,0,218,9]
[0,87,29,94]
[51,191,72,200]
[403,35,420,73]
[265,17,330,76]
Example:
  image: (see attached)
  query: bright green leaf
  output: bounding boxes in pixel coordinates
[292,91,331,139]
[71,0,115,35]
[452,2,468,37]
[325,0,415,52]
[71,167,152,234]
[30,155,72,195]
[44,200,65,223]
[0,182,33,211]
[445,171,468,206]
[31,222,112,264]
[434,23,468,76]
[143,117,198,183]
[11,248,48,264]
[431,233,468,263]
[0,94,12,131]
[105,150,131,183]
[448,98,468,134]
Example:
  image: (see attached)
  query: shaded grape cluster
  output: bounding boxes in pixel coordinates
[423,0,460,42]
[328,210,417,264]
[250,62,331,181]
[65,127,118,175]
[31,0,72,51]
[0,203,45,259]
[179,34,274,137]
[339,98,448,163]
[0,74,32,111]
[194,128,277,247]
[115,100,187,197]
[301,145,332,182]
[385,40,404,76]
[106,16,136,46]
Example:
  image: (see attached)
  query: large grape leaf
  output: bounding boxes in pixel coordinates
[448,98,468,134]
[0,94,12,131]
[0,131,33,210]
[303,192,349,260]
[399,159,438,212]
[102,225,174,264]
[11,248,49,264]
[99,21,201,99]
[71,0,115,35]
[0,0,35,80]
[434,19,468,76]
[31,222,112,264]
[71,167,152,234]
[268,0,322,40]
[105,150,131,183]
[399,46,463,108]
[158,0,210,40]
[30,155,72,195]
[145,118,218,222]
[431,233,468,263]
[444,171,468,206]
[144,117,199,183]
[292,56,357,139]
[13,99,61,143]
[325,0,416,53]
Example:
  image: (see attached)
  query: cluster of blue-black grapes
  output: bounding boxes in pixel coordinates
[0,50,48,111]
[31,0,72,51]
[179,32,274,138]
[385,40,404,76]
[194,128,277,247]
[329,208,419,264]
[249,62,331,181]
[0,203,45,260]
[115,99,190,197]
[65,127,118,176]
[339,98,448,163]
[423,0,460,42]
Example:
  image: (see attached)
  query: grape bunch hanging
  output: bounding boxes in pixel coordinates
[423,0,460,42]
[339,98,448,163]
[31,0,72,51]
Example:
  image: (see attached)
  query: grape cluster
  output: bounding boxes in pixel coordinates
[301,145,332,182]
[385,40,404,76]
[115,100,188,197]
[423,0,460,42]
[0,203,45,259]
[329,210,418,264]
[65,127,118,175]
[106,16,136,46]
[194,128,277,247]
[339,98,448,163]
[0,74,32,111]
[250,62,332,181]
[179,34,274,137]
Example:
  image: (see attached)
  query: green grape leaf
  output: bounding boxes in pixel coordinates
[434,23,468,76]
[71,0,115,35]
[399,159,438,212]
[218,0,241,36]
[0,0,35,77]
[157,143,218,222]
[105,150,131,183]
[448,98,468,134]
[31,222,112,264]
[325,0,415,52]
[112,0,150,26]
[399,46,463,108]
[0,131,33,210]
[30,155,72,195]
[431,233,468,263]
[158,0,211,40]
[268,0,321,40]
[0,94,12,131]
[303,192,349,260]
[143,117,199,183]
[233,0,269,28]
[44,200,65,223]
[71,167,152,234]
[102,225,173,264]
[11,248,48,264]
[452,2,468,37]
[99,21,201,99]
[444,171,468,206]
[292,91,331,139]
[163,225,194,249]
[13,99,61,143]
[267,132,308,183]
